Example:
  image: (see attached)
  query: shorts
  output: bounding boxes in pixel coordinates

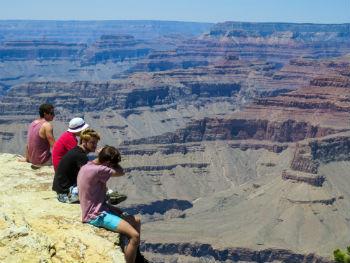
[88,211,122,231]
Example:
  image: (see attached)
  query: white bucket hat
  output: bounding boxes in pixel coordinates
[67,117,89,133]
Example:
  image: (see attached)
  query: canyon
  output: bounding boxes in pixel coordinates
[1,20,350,262]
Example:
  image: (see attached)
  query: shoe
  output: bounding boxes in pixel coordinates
[31,164,41,170]
[107,190,127,205]
[68,193,79,204]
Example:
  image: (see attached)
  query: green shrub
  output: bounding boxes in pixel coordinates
[334,247,350,263]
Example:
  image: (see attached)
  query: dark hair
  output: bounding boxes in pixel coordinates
[98,145,121,167]
[39,103,54,118]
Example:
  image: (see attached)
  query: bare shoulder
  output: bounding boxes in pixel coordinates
[42,121,53,130]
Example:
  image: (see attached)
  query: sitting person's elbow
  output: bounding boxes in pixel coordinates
[113,164,124,176]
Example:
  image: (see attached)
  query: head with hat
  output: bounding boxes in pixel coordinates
[67,117,89,135]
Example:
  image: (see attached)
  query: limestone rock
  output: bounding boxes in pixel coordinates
[0,153,125,263]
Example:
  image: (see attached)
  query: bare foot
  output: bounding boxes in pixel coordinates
[17,156,28,162]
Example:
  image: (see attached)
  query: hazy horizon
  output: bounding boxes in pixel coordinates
[0,0,349,24]
[0,19,349,26]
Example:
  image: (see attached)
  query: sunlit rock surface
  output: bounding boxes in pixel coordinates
[0,154,125,263]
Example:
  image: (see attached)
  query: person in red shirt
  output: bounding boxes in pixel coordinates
[52,117,89,171]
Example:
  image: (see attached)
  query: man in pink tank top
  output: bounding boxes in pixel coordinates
[26,103,56,166]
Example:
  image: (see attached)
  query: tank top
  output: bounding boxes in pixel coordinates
[27,120,51,165]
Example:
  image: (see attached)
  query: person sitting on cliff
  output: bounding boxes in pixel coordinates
[52,117,89,172]
[52,129,127,205]
[77,146,141,263]
[52,128,100,203]
[24,103,55,168]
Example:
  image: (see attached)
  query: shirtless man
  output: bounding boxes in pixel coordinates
[25,103,55,166]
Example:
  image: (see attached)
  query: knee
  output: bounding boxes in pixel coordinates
[130,232,140,246]
[127,215,141,229]
[134,215,141,225]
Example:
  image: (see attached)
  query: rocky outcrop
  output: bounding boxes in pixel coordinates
[0,154,125,262]
[127,49,210,73]
[282,169,325,187]
[229,141,288,153]
[310,135,350,163]
[141,242,333,263]
[124,118,341,145]
[255,97,350,112]
[310,76,350,88]
[0,78,242,116]
[288,133,350,176]
[208,22,350,43]
[290,144,320,174]
[82,35,151,64]
[0,40,86,61]
[124,163,208,173]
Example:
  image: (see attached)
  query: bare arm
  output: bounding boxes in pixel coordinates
[43,122,55,147]
[111,164,125,177]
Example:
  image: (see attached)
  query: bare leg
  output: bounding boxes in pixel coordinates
[117,220,140,263]
[108,205,141,234]
[124,215,141,233]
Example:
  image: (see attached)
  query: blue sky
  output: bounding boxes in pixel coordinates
[0,0,349,23]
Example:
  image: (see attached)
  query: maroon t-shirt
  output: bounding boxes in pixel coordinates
[77,162,115,222]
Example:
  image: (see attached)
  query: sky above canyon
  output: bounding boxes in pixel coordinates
[0,0,349,23]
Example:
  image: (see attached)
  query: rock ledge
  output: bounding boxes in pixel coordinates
[0,153,125,263]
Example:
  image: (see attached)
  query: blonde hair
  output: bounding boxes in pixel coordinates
[79,128,100,143]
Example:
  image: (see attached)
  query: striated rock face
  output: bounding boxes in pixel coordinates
[310,76,350,88]
[0,40,86,61]
[208,21,350,43]
[282,169,325,186]
[141,242,333,263]
[310,135,350,163]
[0,154,125,263]
[82,35,152,64]
[287,132,350,175]
[290,144,320,174]
[124,118,342,145]
[0,79,241,116]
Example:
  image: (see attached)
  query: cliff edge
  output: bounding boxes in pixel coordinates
[0,153,125,263]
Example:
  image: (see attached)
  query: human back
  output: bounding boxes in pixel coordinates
[26,103,55,165]
[27,120,51,165]
[78,145,124,221]
[78,161,114,222]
